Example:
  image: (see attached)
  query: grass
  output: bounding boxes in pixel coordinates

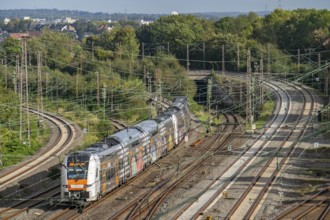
[254,100,276,130]
[194,110,225,129]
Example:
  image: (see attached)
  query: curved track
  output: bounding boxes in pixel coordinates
[175,80,290,219]
[0,109,76,191]
[181,81,317,220]
[46,112,241,220]
[0,116,129,220]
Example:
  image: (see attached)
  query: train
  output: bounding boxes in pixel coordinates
[58,97,190,207]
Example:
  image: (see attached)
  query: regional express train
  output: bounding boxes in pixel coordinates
[60,97,190,206]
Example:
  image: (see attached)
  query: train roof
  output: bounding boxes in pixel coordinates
[132,119,158,135]
[173,96,188,104]
[172,97,188,110]
[156,111,172,123]
[107,128,144,146]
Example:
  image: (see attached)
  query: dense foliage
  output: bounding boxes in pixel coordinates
[0,8,329,167]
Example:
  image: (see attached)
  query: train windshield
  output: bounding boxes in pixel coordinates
[67,154,90,180]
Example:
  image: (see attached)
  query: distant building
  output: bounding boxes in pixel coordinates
[97,24,113,32]
[171,11,179,15]
[9,32,40,40]
[31,18,47,23]
[61,24,76,32]
[4,18,10,25]
[54,18,62,24]
[140,19,153,26]
[23,16,31,20]
[63,17,77,24]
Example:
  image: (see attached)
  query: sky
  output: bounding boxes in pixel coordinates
[0,0,329,14]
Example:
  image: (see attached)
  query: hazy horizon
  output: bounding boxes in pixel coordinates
[1,0,329,14]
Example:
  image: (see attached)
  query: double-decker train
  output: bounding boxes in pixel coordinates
[59,97,190,207]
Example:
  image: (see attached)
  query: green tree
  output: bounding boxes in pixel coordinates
[1,37,21,57]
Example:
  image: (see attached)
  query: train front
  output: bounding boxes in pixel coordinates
[60,152,101,206]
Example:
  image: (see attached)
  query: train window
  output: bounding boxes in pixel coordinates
[106,167,115,180]
[119,159,124,170]
[151,130,158,136]
[96,168,98,178]
[132,140,139,147]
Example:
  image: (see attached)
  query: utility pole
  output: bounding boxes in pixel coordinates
[157,69,162,100]
[22,37,30,146]
[102,83,107,121]
[76,72,79,103]
[325,61,329,105]
[4,55,7,89]
[318,53,321,91]
[143,66,147,88]
[142,42,145,59]
[253,61,258,123]
[155,68,161,113]
[203,43,205,70]
[14,55,19,94]
[260,56,264,104]
[240,76,243,105]
[129,51,133,76]
[246,48,253,127]
[207,78,212,133]
[222,44,225,75]
[186,44,189,71]
[309,48,314,88]
[148,72,152,118]
[109,59,112,75]
[76,59,82,103]
[37,52,44,121]
[92,41,94,62]
[96,71,100,107]
[297,49,300,74]
[267,44,270,78]
[18,55,22,143]
[237,43,240,72]
[45,72,49,97]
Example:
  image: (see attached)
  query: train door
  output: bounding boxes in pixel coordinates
[115,159,119,186]
[172,115,178,145]
[101,162,107,193]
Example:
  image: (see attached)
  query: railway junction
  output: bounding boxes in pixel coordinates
[0,71,328,220]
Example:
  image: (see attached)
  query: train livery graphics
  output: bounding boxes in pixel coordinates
[59,97,190,206]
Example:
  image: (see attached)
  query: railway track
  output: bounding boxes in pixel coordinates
[46,113,240,220]
[224,82,316,219]
[0,109,78,220]
[182,81,316,220]
[107,113,240,220]
[0,117,130,220]
[174,80,290,219]
[275,187,330,220]
[0,109,76,190]
[110,119,127,130]
[0,185,60,220]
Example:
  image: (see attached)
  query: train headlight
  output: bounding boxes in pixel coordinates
[63,185,71,188]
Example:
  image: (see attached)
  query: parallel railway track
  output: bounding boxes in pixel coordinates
[275,187,330,220]
[175,80,290,219]
[46,113,241,220]
[225,82,316,219]
[0,113,127,220]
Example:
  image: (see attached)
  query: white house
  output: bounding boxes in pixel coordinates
[4,18,10,25]
[140,19,153,26]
